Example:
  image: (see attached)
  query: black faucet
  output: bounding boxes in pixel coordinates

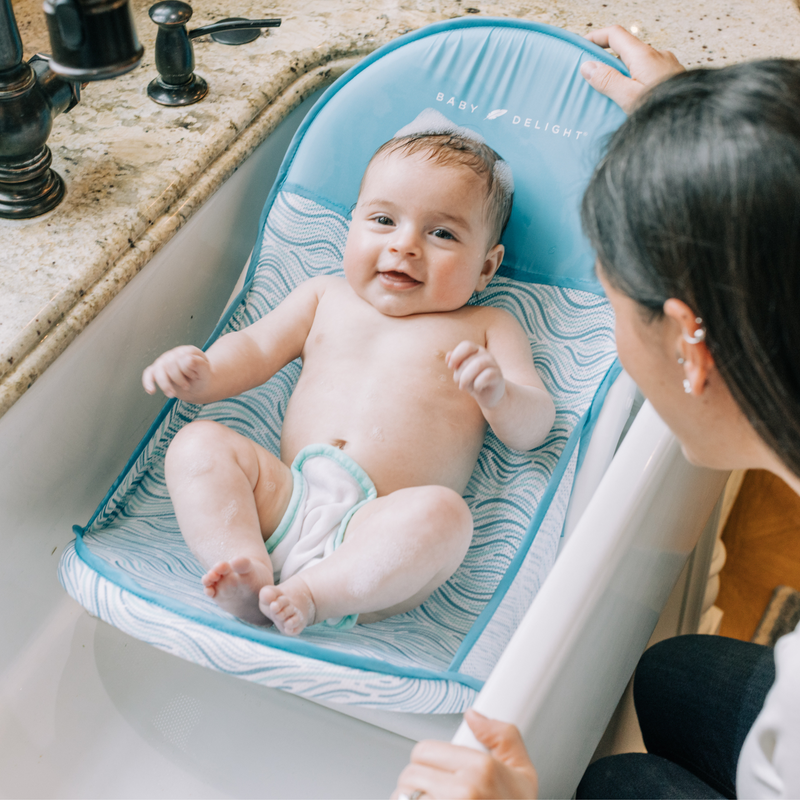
[147,1,281,107]
[0,0,143,219]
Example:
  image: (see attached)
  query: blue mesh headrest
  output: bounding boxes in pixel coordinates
[269,18,627,294]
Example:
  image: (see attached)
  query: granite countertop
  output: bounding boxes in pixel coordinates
[2,0,799,418]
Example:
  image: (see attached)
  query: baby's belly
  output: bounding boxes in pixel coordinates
[280,380,487,496]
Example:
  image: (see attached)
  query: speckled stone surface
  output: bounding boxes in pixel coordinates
[1,0,800,416]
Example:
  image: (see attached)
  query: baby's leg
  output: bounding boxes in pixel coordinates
[259,486,472,634]
[165,420,293,625]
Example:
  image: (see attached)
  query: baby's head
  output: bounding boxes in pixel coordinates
[344,113,514,317]
[366,129,514,249]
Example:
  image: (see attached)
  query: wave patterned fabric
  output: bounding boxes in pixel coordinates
[59,191,617,712]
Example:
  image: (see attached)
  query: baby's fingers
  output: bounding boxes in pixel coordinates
[142,365,157,395]
[147,360,181,398]
[142,346,208,397]
[472,365,503,395]
[455,353,494,391]
[446,340,481,372]
[176,350,208,383]
[162,355,196,392]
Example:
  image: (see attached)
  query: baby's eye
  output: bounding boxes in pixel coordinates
[374,215,394,226]
[432,228,456,240]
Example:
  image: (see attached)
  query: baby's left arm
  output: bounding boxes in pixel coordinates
[447,310,555,452]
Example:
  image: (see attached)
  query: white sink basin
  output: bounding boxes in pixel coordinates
[0,90,416,799]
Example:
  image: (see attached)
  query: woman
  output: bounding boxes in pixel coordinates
[393,27,800,800]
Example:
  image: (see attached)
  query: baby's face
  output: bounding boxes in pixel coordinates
[343,150,504,317]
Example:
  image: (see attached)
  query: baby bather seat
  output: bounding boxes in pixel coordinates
[59,19,628,715]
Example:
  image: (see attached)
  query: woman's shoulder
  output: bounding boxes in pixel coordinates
[774,621,800,685]
[736,624,800,798]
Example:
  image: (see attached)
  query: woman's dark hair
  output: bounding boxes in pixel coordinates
[582,60,800,475]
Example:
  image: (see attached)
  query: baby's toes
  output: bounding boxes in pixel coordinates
[283,614,304,636]
[258,586,279,613]
[202,561,231,588]
[230,556,254,575]
[269,595,293,620]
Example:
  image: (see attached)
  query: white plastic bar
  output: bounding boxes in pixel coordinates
[452,401,729,798]
[562,370,638,542]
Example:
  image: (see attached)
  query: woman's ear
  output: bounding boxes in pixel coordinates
[663,298,715,395]
[476,244,504,292]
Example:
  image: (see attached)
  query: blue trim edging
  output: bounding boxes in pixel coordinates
[65,16,626,701]
[448,407,587,671]
[243,15,629,292]
[71,525,484,692]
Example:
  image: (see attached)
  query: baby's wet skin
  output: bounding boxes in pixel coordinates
[151,147,553,632]
[202,557,275,626]
[279,278,494,497]
[259,577,317,635]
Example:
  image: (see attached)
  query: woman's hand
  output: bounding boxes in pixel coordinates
[392,709,538,799]
[580,25,685,113]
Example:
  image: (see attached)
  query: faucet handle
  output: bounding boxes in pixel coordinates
[148,0,206,106]
[147,0,281,107]
[191,17,281,44]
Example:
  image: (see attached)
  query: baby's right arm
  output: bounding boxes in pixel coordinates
[142,277,328,404]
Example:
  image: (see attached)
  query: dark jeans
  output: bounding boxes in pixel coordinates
[576,635,775,799]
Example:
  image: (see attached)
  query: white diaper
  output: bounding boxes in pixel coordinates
[265,444,377,629]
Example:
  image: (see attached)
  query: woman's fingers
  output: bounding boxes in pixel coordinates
[580,60,644,114]
[581,25,685,113]
[395,723,538,799]
[464,710,535,770]
[394,760,470,800]
[395,742,513,799]
[585,25,652,60]
[411,737,493,772]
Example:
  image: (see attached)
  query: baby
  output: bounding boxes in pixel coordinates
[142,113,555,635]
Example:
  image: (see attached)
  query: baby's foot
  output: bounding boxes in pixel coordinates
[202,557,273,626]
[258,576,317,636]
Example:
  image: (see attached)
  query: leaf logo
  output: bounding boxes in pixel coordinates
[486,109,508,120]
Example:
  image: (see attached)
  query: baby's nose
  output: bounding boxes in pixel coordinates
[389,225,422,255]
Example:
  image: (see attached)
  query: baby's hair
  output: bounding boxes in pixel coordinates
[366,132,514,247]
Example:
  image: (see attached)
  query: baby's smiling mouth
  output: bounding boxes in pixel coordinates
[379,270,421,288]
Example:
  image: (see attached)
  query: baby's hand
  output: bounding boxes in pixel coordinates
[142,345,211,400]
[447,340,505,409]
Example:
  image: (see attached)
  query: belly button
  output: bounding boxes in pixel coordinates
[331,438,347,450]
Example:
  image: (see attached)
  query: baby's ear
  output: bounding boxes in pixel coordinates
[476,244,504,292]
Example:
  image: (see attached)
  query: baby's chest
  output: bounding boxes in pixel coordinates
[312,314,484,374]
